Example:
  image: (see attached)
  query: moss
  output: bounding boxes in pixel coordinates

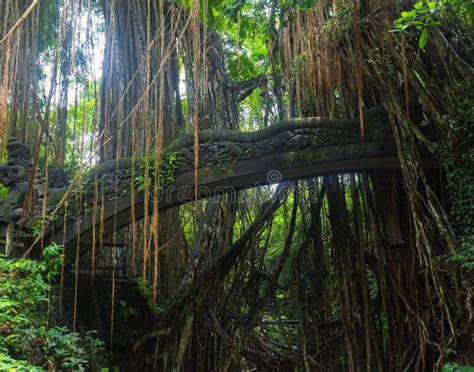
[46,187,69,206]
[93,157,146,177]
[0,190,21,222]
[281,148,329,163]
[166,106,386,152]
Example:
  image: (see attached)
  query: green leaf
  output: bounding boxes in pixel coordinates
[445,347,457,356]
[419,28,429,49]
[414,1,423,10]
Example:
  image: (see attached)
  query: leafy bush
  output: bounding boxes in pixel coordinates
[442,362,474,372]
[394,0,474,48]
[0,353,40,371]
[394,1,443,48]
[0,244,107,370]
[435,84,474,270]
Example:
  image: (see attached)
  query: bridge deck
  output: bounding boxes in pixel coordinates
[0,106,437,264]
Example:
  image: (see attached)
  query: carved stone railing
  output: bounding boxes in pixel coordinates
[0,106,414,261]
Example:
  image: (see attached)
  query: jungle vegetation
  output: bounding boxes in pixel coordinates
[0,0,473,370]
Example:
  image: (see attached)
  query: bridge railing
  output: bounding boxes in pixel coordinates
[72,243,128,279]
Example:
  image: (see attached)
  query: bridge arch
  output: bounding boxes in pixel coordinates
[0,106,435,263]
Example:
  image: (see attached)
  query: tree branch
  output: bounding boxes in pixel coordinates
[134,184,290,351]
[235,74,267,103]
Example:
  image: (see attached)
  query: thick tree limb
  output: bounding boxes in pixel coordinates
[134,184,290,351]
[0,0,39,45]
[235,74,267,103]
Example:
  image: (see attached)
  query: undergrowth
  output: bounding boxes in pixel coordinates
[0,243,107,370]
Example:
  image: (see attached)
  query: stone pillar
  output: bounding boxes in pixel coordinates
[376,171,405,246]
[5,222,14,256]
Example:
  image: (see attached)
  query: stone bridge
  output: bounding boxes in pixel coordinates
[0,106,432,263]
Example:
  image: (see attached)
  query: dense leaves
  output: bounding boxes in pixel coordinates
[0,244,106,370]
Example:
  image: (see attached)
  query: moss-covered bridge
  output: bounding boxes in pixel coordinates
[0,106,435,263]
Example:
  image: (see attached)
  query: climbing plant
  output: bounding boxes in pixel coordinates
[135,151,184,193]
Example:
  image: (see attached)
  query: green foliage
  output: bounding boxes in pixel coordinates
[442,363,474,372]
[316,2,353,40]
[0,244,106,369]
[447,0,474,23]
[207,0,269,81]
[434,83,474,269]
[0,353,40,371]
[135,152,183,193]
[278,0,317,15]
[135,278,165,314]
[394,1,443,48]
[0,185,8,202]
[239,89,266,130]
[159,152,184,186]
[37,0,60,62]
[44,327,105,370]
[29,213,59,239]
[42,243,64,281]
[449,240,474,269]
[118,300,139,321]
[64,82,98,176]
[394,0,474,49]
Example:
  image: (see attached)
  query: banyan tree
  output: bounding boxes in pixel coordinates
[0,0,472,370]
